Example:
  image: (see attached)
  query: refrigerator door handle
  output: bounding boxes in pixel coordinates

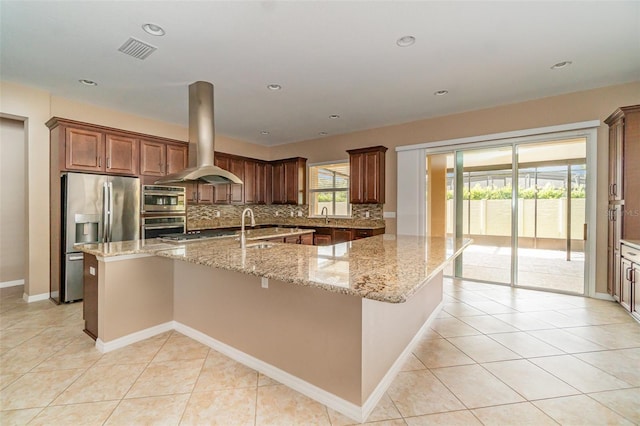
[108,181,114,242]
[102,182,110,243]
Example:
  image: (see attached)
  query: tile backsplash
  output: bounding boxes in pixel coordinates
[188,203,384,230]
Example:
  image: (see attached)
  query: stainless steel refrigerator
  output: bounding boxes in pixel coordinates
[59,172,140,302]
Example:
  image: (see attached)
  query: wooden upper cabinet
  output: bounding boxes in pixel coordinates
[139,140,166,176]
[229,157,244,203]
[65,127,105,172]
[105,134,138,175]
[607,120,624,201]
[213,154,231,203]
[244,160,257,204]
[166,144,188,175]
[347,146,387,204]
[271,162,285,204]
[272,157,306,205]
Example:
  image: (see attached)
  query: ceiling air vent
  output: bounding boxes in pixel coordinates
[118,37,157,60]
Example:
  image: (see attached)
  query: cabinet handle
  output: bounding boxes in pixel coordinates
[612,183,617,196]
[107,157,111,168]
[98,156,102,167]
[609,184,613,196]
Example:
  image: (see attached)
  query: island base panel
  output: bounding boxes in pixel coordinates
[99,256,174,342]
[173,262,363,405]
[362,271,443,400]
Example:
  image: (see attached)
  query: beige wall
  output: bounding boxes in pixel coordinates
[270,81,640,293]
[0,82,51,297]
[0,118,27,283]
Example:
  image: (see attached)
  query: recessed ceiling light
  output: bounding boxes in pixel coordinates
[260,130,270,135]
[142,23,165,36]
[434,90,448,96]
[396,35,416,47]
[267,84,282,91]
[551,61,572,69]
[79,79,97,86]
[319,132,328,136]
[329,114,340,119]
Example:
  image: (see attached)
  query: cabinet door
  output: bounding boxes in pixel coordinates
[349,153,364,203]
[244,160,256,204]
[166,144,188,175]
[197,183,214,204]
[621,258,633,311]
[83,254,98,340]
[65,127,104,171]
[105,134,138,175]
[283,235,301,244]
[229,158,244,203]
[314,234,332,246]
[213,156,230,203]
[363,151,382,203]
[332,228,353,244]
[140,140,166,176]
[272,162,285,204]
[255,162,266,204]
[633,264,639,317]
[284,160,299,204]
[300,233,314,245]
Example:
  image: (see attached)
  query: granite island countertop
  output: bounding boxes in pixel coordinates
[78,233,471,303]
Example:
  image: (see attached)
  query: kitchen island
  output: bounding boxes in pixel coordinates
[78,230,470,422]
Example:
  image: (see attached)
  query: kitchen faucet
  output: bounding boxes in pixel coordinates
[321,206,329,224]
[240,207,256,249]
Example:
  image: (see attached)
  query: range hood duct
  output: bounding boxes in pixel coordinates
[155,81,243,185]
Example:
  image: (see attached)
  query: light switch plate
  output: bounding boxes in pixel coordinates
[261,277,269,288]
[89,266,96,276]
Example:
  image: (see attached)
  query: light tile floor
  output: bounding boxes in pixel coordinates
[1,279,639,425]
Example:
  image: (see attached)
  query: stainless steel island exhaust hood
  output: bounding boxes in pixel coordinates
[155,81,243,185]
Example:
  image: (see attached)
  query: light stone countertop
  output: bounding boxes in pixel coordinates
[78,233,472,303]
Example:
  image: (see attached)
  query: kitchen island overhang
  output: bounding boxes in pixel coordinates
[79,234,471,423]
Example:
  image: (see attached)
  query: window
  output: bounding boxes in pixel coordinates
[308,161,350,217]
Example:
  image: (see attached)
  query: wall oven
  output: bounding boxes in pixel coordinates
[142,185,186,213]
[141,216,186,239]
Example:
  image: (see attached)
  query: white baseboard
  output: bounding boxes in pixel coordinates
[1,279,24,289]
[174,321,366,423]
[22,292,50,303]
[95,321,174,353]
[360,300,444,420]
[593,292,616,301]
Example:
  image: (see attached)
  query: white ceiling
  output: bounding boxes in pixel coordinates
[1,1,639,146]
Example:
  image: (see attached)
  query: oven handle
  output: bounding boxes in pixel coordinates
[143,191,186,196]
[142,224,185,230]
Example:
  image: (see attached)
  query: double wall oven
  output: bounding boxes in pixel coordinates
[141,185,186,239]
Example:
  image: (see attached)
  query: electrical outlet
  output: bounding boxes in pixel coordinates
[365,211,370,218]
[290,211,294,217]
[275,211,279,216]
[215,210,220,218]
[297,210,303,217]
[261,277,269,288]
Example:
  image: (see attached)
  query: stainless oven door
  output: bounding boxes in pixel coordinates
[142,216,186,239]
[142,186,186,213]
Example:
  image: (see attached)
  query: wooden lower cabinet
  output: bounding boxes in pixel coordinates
[300,233,314,245]
[620,242,639,317]
[83,254,98,340]
[332,228,353,244]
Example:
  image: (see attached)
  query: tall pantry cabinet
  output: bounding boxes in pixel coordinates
[606,105,640,315]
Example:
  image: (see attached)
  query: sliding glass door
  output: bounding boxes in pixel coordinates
[515,139,586,292]
[429,137,588,295]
